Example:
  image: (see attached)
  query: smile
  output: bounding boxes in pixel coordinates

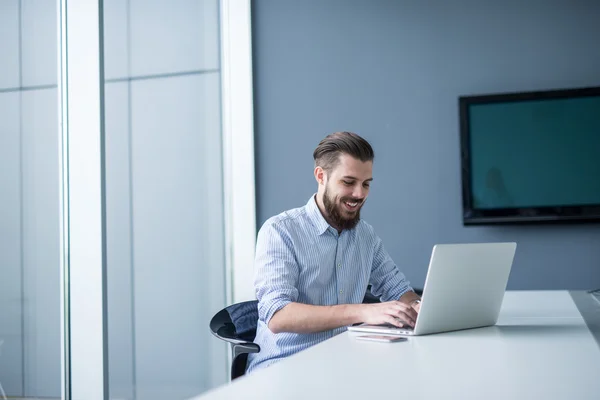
[343,200,361,211]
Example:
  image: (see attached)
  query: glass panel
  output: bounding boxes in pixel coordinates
[0,0,61,399]
[103,1,228,398]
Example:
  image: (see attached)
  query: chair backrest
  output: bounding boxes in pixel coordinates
[210,300,260,380]
[210,300,259,343]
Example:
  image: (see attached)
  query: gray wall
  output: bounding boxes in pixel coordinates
[251,0,600,290]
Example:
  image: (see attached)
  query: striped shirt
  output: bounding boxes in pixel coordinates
[246,195,413,372]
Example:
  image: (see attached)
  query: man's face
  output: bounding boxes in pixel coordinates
[321,154,373,230]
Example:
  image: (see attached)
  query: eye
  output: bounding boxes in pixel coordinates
[363,182,371,188]
[342,180,353,186]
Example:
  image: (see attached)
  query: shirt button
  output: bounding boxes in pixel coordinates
[338,263,341,268]
[339,290,343,294]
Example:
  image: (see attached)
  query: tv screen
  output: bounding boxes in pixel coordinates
[459,86,600,225]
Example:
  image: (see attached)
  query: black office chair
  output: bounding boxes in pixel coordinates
[209,286,422,380]
[209,300,260,380]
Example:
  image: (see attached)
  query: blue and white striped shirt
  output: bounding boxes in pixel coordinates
[246,195,413,373]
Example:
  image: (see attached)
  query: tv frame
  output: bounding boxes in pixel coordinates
[459,85,600,225]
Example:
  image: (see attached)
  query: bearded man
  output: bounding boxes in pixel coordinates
[246,131,421,373]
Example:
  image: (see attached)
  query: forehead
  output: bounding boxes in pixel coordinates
[330,153,373,179]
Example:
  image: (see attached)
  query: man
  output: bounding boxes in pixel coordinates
[246,131,420,373]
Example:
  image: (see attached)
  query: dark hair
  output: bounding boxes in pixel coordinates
[313,131,374,172]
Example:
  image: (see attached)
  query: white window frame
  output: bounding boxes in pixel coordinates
[220,0,257,305]
[58,0,109,399]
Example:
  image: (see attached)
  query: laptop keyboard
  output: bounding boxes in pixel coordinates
[381,323,414,331]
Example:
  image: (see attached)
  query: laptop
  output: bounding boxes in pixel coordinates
[348,242,517,336]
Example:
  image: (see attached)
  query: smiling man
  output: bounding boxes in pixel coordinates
[246,131,421,373]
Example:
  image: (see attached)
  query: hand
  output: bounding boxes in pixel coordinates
[359,301,418,328]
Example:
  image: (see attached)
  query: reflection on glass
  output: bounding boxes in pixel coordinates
[104,1,228,398]
[0,0,60,399]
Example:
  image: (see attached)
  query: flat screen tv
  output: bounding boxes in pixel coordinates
[459,86,600,225]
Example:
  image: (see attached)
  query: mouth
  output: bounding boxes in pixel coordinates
[342,199,361,212]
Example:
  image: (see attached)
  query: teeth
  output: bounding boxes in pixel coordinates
[346,202,358,207]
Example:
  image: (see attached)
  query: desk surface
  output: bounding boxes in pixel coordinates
[193,291,600,400]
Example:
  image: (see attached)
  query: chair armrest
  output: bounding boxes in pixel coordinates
[231,342,261,380]
[232,342,260,359]
[210,325,257,346]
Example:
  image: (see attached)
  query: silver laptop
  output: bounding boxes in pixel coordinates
[348,242,517,336]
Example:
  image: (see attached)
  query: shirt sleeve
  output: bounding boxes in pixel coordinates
[254,221,300,325]
[369,234,413,302]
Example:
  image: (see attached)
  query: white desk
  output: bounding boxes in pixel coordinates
[193,291,600,400]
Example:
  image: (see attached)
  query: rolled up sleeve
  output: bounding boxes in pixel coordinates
[369,235,413,302]
[254,221,300,325]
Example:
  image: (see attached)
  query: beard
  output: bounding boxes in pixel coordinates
[322,185,364,231]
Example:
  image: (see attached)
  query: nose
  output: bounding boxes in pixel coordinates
[352,185,367,200]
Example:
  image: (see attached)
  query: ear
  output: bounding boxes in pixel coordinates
[314,166,326,185]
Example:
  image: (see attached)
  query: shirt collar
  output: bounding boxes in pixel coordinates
[305,194,331,236]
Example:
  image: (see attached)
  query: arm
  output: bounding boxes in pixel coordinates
[254,222,365,333]
[253,222,300,332]
[370,235,421,311]
[268,302,363,334]
[269,300,419,334]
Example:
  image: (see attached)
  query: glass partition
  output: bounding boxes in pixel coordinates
[0,1,61,398]
[103,1,228,398]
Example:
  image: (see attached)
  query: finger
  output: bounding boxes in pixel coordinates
[405,307,418,320]
[400,312,417,327]
[394,302,418,320]
[389,304,418,322]
[393,301,417,312]
[386,309,415,326]
[385,316,405,328]
[391,310,416,326]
